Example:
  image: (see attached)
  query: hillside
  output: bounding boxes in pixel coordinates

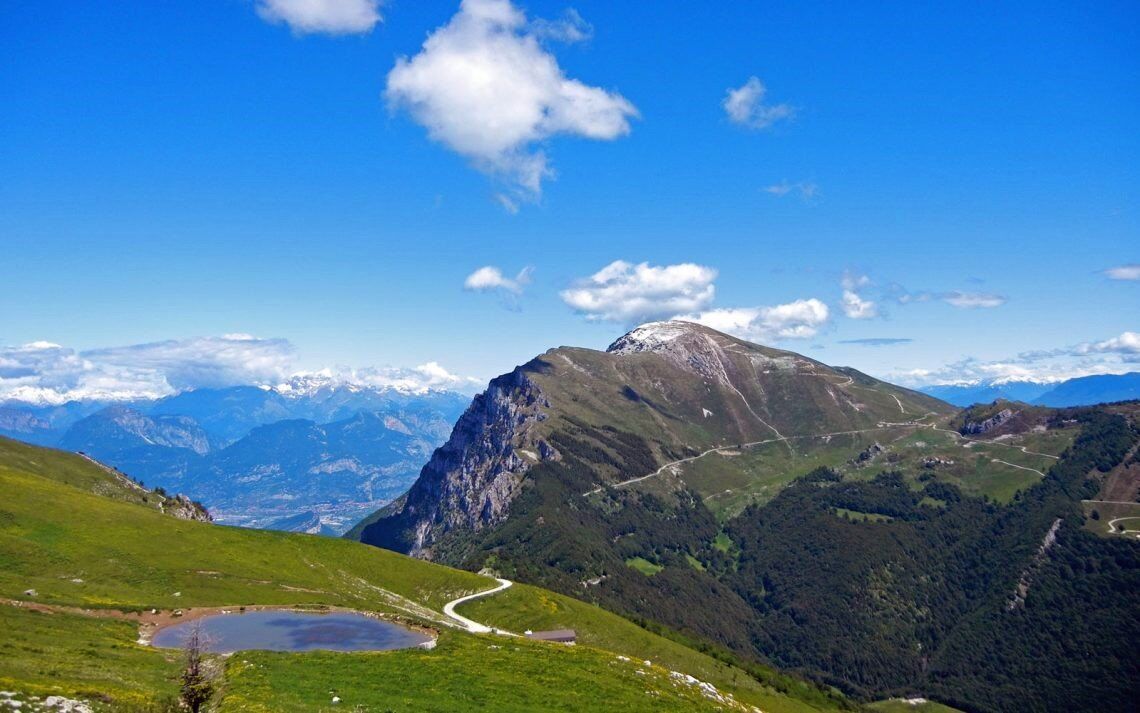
[351,322,1140,710]
[0,435,845,712]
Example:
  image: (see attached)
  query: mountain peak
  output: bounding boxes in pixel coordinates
[606,320,712,355]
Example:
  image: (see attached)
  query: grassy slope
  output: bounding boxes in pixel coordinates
[527,335,1072,516]
[0,455,488,613]
[221,632,760,713]
[528,339,952,471]
[0,436,161,510]
[0,437,838,712]
[0,606,181,705]
[633,418,1077,521]
[456,583,836,713]
[1082,500,1140,535]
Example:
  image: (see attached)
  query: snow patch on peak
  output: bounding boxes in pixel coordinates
[606,321,703,355]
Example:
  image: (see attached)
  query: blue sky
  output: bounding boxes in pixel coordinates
[1,0,1137,401]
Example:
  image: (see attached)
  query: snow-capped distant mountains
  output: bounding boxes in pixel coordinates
[0,381,471,534]
[920,371,1140,407]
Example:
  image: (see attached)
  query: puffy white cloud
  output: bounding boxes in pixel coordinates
[723,76,794,130]
[386,0,637,200]
[561,261,717,323]
[682,298,830,343]
[839,272,878,319]
[940,291,1006,309]
[256,0,382,35]
[1104,264,1140,281]
[463,265,533,294]
[763,180,817,200]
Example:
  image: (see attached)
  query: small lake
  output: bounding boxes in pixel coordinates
[151,610,432,654]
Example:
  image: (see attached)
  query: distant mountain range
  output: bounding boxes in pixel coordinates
[0,378,469,534]
[919,371,1140,407]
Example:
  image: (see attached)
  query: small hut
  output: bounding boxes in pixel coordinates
[525,629,576,644]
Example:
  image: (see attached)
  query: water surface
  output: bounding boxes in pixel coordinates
[151,610,431,654]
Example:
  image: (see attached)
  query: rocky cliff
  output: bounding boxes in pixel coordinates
[351,360,556,556]
[959,406,1017,435]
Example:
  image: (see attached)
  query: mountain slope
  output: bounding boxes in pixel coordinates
[352,320,950,554]
[0,435,844,712]
[350,323,1140,710]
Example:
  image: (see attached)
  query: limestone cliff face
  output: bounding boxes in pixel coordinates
[355,362,554,557]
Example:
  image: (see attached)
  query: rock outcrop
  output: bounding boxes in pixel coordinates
[162,493,212,523]
[356,362,551,557]
[960,407,1016,435]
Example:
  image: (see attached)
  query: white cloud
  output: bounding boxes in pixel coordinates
[894,358,1134,387]
[463,265,533,294]
[841,291,877,319]
[385,0,637,200]
[1076,331,1140,357]
[0,335,483,404]
[0,336,296,404]
[494,193,520,214]
[84,336,296,391]
[530,8,593,43]
[561,260,717,323]
[891,330,1140,387]
[723,76,794,130]
[763,180,817,200]
[256,0,382,35]
[284,362,483,395]
[940,291,1006,309]
[892,286,1007,309]
[1104,264,1140,281]
[839,272,877,319]
[682,298,830,343]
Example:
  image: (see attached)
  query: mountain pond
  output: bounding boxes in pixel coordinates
[151,610,432,654]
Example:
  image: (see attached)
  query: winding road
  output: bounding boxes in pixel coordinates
[582,412,1060,497]
[989,458,1045,477]
[441,578,513,634]
[1108,517,1140,535]
[582,422,927,497]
